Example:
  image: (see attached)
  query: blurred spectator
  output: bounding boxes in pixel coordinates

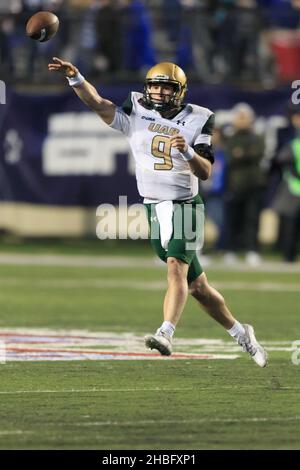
[226,0,263,82]
[24,0,68,82]
[0,0,69,81]
[77,0,98,75]
[259,0,300,29]
[276,102,300,153]
[224,103,266,265]
[176,0,214,81]
[118,0,156,73]
[173,0,267,83]
[0,0,22,13]
[2,0,300,85]
[95,0,120,73]
[263,0,300,83]
[161,0,181,44]
[0,16,16,76]
[78,0,120,76]
[273,108,300,262]
[0,1,24,78]
[208,0,234,80]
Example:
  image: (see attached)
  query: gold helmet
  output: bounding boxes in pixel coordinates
[143,62,187,112]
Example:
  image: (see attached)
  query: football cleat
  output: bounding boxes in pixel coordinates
[238,324,268,368]
[145,331,172,356]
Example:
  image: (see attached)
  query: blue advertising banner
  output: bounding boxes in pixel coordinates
[0,83,295,207]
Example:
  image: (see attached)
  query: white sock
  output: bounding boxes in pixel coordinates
[157,321,175,338]
[227,321,245,339]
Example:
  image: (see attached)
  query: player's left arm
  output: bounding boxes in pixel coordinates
[170,134,212,180]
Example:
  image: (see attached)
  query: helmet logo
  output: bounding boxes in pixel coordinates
[154,74,170,80]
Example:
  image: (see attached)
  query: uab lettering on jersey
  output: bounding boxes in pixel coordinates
[148,123,179,136]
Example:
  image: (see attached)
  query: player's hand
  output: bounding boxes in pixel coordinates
[170,134,188,153]
[48,57,78,78]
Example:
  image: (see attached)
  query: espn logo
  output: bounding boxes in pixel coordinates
[0,80,6,104]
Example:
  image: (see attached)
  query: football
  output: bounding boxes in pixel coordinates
[26,11,59,42]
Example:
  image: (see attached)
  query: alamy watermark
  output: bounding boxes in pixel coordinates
[96,196,205,251]
[0,80,6,104]
[291,81,300,104]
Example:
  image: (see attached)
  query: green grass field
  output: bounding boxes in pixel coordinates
[0,247,299,450]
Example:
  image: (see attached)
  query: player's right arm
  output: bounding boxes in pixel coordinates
[48,57,116,125]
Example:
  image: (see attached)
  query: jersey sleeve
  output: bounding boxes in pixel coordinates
[109,108,131,136]
[108,93,133,136]
[193,143,215,164]
[193,113,215,146]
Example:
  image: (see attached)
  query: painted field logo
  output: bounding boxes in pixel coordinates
[0,80,6,104]
[291,340,300,365]
[0,340,6,364]
[0,328,241,361]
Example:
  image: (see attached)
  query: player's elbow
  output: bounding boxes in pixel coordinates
[192,154,212,180]
[197,161,212,180]
[192,168,209,180]
[200,166,211,180]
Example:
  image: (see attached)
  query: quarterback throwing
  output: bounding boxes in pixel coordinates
[48,57,268,367]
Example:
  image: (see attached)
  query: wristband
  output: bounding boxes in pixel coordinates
[180,145,195,162]
[66,72,85,87]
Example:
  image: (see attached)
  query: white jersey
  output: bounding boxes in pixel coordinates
[109,91,214,202]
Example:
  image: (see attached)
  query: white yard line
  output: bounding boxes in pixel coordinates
[1,417,300,435]
[0,253,300,272]
[0,277,299,292]
[0,430,32,435]
[74,416,300,426]
[0,254,154,268]
[0,388,198,394]
[0,385,298,395]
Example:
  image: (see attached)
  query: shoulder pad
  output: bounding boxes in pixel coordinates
[187,103,213,120]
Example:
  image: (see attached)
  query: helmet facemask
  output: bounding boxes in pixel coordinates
[143,80,183,113]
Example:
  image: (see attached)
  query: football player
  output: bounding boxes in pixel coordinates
[48,57,268,367]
